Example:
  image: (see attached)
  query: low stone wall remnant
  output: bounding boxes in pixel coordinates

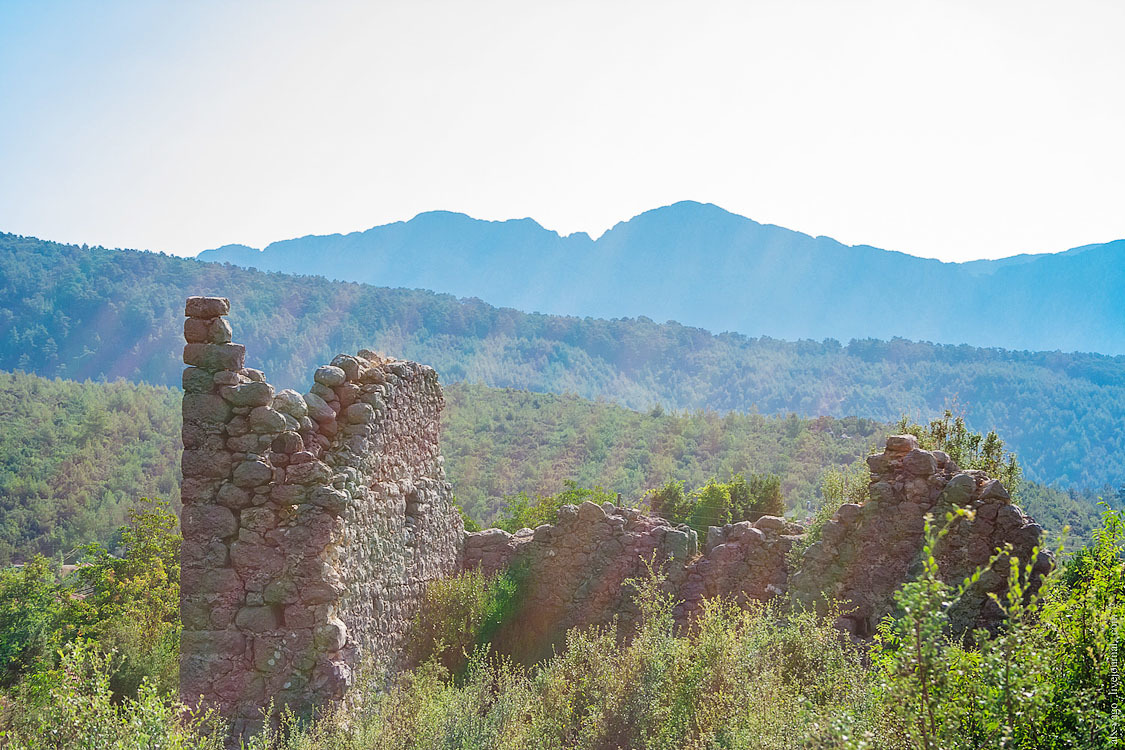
[789,433,1051,636]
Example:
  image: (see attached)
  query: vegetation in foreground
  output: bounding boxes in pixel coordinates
[0,492,1121,749]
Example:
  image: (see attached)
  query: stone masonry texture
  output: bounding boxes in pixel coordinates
[180,297,1048,727]
[461,436,1049,655]
[178,297,463,736]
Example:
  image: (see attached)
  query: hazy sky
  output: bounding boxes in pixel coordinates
[1,0,1122,261]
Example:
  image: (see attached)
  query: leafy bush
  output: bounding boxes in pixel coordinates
[864,507,1124,749]
[0,558,63,686]
[493,482,617,533]
[407,563,529,675]
[648,473,787,539]
[789,460,870,566]
[0,500,180,697]
[0,641,221,750]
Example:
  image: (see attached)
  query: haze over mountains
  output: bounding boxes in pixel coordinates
[4,233,1125,489]
[199,201,1125,355]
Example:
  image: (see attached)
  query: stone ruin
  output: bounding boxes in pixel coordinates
[178,296,1050,731]
[178,297,462,735]
[789,434,1052,637]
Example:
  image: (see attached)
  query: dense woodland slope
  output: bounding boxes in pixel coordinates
[3,233,1125,488]
[0,370,1107,566]
[200,201,1125,354]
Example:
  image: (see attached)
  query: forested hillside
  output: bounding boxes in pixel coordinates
[3,233,1125,487]
[0,370,1108,566]
[0,371,180,565]
[199,201,1125,354]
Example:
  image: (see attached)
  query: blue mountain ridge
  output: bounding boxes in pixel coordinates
[198,201,1125,355]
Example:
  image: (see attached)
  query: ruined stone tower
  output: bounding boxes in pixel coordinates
[178,297,463,734]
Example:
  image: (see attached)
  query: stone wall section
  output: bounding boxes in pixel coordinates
[462,502,697,659]
[462,435,1049,650]
[462,506,802,652]
[789,434,1051,636]
[675,515,804,621]
[178,297,462,733]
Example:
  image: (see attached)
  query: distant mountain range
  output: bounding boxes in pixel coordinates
[4,233,1125,488]
[198,201,1125,355]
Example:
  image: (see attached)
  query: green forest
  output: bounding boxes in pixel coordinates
[2,233,1125,488]
[0,368,1110,567]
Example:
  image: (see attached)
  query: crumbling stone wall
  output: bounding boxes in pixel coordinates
[462,502,697,660]
[462,435,1048,652]
[179,297,462,734]
[462,505,804,656]
[675,515,804,621]
[790,434,1051,636]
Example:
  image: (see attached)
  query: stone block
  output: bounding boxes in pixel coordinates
[182,449,234,479]
[183,393,231,425]
[753,515,786,531]
[263,578,298,605]
[866,454,890,474]
[273,389,308,418]
[314,365,347,387]
[902,449,937,476]
[208,317,233,344]
[221,381,275,407]
[330,355,361,381]
[885,434,919,454]
[230,542,284,576]
[314,618,348,652]
[184,343,246,372]
[285,460,330,485]
[304,392,336,423]
[577,501,606,523]
[249,406,287,433]
[233,460,273,487]
[185,296,230,318]
[235,606,279,633]
[180,476,221,504]
[345,402,375,424]
[182,366,214,393]
[216,483,253,510]
[941,473,976,506]
[181,565,242,594]
[182,504,238,540]
[272,431,304,454]
[979,479,1010,503]
[182,540,230,568]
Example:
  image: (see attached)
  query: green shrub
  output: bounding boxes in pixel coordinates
[0,641,222,750]
[0,499,180,697]
[0,557,63,687]
[647,473,787,540]
[407,563,528,675]
[788,460,869,567]
[494,482,616,533]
